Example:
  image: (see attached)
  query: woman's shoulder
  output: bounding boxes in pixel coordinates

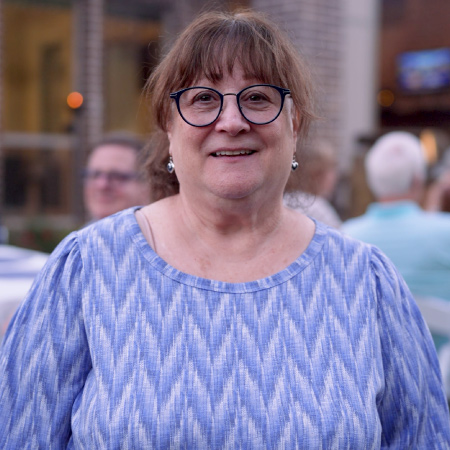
[318,225,404,283]
[76,208,141,250]
[324,227,425,337]
[48,208,141,269]
[320,224,373,259]
[79,207,138,238]
[337,229,418,314]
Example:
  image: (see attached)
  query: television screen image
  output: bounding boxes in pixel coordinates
[397,48,450,93]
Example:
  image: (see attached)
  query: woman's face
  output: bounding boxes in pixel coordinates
[167,64,300,204]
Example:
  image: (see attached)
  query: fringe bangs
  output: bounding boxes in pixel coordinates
[174,21,283,88]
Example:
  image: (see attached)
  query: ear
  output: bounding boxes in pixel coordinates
[291,107,301,142]
[288,106,301,161]
[166,119,173,141]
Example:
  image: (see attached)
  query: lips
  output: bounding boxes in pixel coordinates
[211,149,256,157]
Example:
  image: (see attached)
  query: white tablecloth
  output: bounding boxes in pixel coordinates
[0,245,48,341]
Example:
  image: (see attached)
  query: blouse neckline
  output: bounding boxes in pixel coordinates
[126,207,327,293]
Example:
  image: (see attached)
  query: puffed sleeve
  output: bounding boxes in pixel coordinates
[0,232,92,448]
[371,246,450,448]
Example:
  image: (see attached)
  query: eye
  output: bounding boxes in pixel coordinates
[109,172,136,183]
[248,92,268,102]
[192,91,219,103]
[196,93,211,102]
[110,173,128,183]
[241,89,271,104]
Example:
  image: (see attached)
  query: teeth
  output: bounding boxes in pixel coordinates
[214,150,253,156]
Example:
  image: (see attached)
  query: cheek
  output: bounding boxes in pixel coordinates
[167,127,183,165]
[169,121,206,159]
[273,117,297,157]
[167,127,200,181]
[167,119,192,155]
[168,129,186,166]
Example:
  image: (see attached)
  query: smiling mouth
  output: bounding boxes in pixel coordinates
[211,150,255,157]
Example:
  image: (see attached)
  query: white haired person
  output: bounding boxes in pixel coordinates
[342,131,450,347]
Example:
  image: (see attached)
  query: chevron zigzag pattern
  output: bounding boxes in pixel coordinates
[0,207,449,448]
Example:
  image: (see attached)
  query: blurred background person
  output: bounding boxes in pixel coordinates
[342,131,450,348]
[284,138,342,228]
[83,134,151,221]
[0,214,8,245]
[425,148,450,213]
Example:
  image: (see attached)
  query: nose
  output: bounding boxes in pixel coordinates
[214,94,251,135]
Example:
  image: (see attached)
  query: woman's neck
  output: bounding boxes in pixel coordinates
[138,193,314,282]
[178,189,285,236]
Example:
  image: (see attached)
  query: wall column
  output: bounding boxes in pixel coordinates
[341,0,380,168]
[72,0,104,220]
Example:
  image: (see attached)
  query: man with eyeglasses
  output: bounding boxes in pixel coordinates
[83,134,151,222]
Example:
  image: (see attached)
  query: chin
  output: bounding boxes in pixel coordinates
[211,183,263,201]
[207,172,264,198]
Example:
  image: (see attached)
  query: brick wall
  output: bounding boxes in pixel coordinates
[252,0,344,148]
[71,0,104,219]
[84,0,104,147]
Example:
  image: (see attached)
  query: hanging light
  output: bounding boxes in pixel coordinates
[67,91,84,109]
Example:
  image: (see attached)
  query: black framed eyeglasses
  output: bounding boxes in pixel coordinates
[169,84,291,127]
[82,169,140,186]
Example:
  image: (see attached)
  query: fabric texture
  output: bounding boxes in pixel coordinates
[284,191,342,229]
[341,201,450,301]
[1,207,449,449]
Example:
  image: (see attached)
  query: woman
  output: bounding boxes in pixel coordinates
[1,10,449,449]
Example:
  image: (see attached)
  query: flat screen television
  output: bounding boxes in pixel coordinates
[397,48,450,93]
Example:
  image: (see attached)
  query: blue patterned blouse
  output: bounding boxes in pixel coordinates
[1,207,449,449]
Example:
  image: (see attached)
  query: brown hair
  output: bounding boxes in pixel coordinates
[87,132,149,182]
[88,133,146,165]
[144,9,317,200]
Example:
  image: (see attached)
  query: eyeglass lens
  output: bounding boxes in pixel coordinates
[178,85,283,126]
[83,170,138,185]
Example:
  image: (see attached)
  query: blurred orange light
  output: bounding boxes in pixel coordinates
[377,89,395,107]
[67,91,83,109]
[420,129,438,165]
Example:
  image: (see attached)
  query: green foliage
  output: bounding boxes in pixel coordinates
[9,222,75,254]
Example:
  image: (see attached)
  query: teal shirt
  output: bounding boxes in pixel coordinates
[342,201,450,301]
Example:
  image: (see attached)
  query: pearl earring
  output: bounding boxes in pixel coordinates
[291,156,299,171]
[166,156,175,174]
